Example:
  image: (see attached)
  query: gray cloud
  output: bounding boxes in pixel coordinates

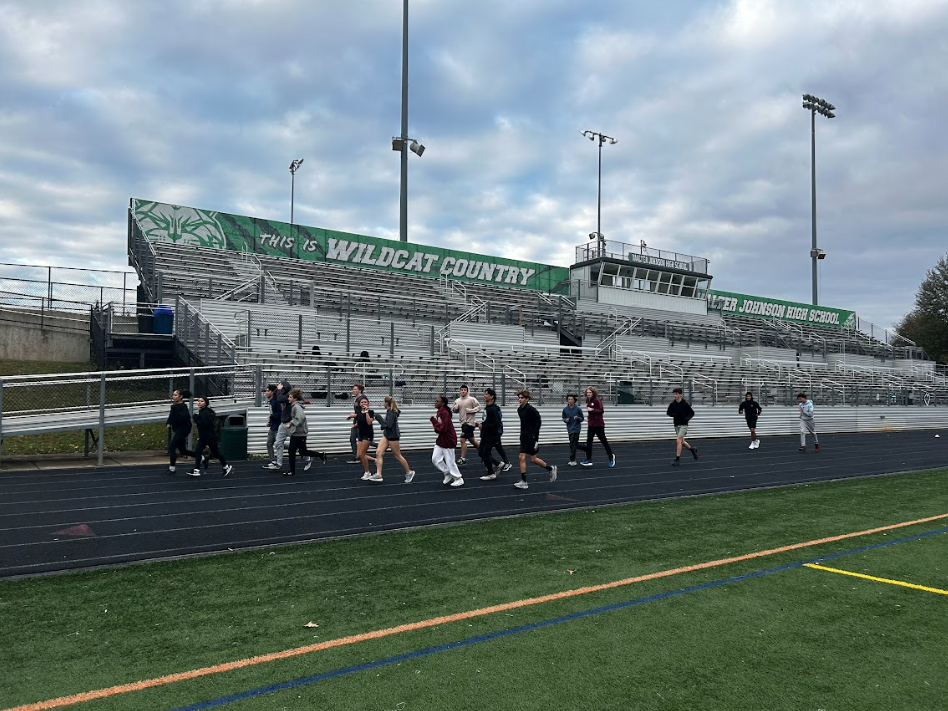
[0,0,946,330]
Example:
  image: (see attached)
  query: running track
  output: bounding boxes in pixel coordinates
[1,430,944,578]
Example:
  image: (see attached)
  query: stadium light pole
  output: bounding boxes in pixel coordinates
[581,130,617,258]
[289,158,304,224]
[802,94,835,305]
[395,0,418,243]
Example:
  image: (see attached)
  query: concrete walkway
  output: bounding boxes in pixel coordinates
[0,450,169,472]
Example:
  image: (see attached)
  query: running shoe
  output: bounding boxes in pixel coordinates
[361,472,373,481]
[404,471,415,484]
[568,460,577,467]
[480,472,498,481]
[262,462,281,470]
[450,477,464,487]
[608,455,616,468]
[367,473,383,482]
[189,469,201,477]
[513,480,529,490]
[320,452,329,464]
[304,459,313,471]
[691,447,698,461]
[549,465,558,483]
[580,460,593,467]
[814,444,820,452]
[443,474,452,485]
[501,463,513,472]
[222,464,233,477]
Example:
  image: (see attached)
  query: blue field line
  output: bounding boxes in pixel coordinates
[168,524,948,711]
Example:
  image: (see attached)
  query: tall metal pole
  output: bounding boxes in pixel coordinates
[810,108,818,305]
[291,169,296,225]
[597,135,603,256]
[399,0,409,243]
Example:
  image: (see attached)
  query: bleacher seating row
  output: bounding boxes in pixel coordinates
[137,238,948,408]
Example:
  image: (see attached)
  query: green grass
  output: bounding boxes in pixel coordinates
[0,359,171,455]
[1,470,947,710]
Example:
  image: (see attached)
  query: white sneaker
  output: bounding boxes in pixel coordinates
[501,463,513,472]
[748,442,755,449]
[367,473,383,482]
[404,471,415,484]
[549,465,558,483]
[222,464,233,478]
[513,480,529,490]
[361,472,372,481]
[304,459,313,471]
[754,440,761,449]
[480,472,498,481]
[568,461,577,467]
[457,457,467,465]
[450,477,465,487]
[167,466,176,473]
[443,474,453,485]
[189,469,201,477]
[262,462,281,470]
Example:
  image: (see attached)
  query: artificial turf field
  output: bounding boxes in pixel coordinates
[1,469,946,710]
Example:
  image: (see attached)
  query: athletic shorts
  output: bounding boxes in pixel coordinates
[745,418,758,429]
[357,434,374,442]
[674,425,689,437]
[461,423,476,441]
[520,437,539,456]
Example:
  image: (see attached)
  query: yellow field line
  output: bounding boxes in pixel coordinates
[804,563,948,595]
[5,511,948,711]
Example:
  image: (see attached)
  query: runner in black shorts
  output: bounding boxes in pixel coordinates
[739,391,763,450]
[514,390,557,490]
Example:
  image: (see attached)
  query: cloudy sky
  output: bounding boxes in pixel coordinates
[1,0,946,329]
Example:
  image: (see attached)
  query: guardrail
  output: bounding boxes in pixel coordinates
[0,365,254,465]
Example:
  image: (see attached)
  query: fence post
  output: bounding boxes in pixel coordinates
[390,321,395,357]
[298,314,303,350]
[0,379,4,467]
[388,369,394,397]
[254,365,263,406]
[97,373,106,466]
[345,312,351,355]
[443,370,448,397]
[430,325,435,357]
[501,371,507,407]
[187,370,196,449]
[326,367,332,407]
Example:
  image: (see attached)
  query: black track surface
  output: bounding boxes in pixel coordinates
[1,430,944,578]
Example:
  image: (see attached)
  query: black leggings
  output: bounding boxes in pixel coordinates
[194,438,227,468]
[289,436,325,474]
[478,437,509,472]
[585,426,613,461]
[169,428,195,466]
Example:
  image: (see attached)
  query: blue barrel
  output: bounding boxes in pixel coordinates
[153,304,174,334]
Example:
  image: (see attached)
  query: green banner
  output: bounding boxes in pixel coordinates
[708,289,855,329]
[132,199,569,292]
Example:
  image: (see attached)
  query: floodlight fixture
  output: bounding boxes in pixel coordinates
[392,137,404,151]
[801,93,836,305]
[410,139,425,156]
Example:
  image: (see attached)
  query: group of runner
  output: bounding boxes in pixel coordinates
[165,381,820,484]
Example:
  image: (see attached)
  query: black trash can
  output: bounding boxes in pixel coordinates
[218,414,248,461]
[617,381,635,405]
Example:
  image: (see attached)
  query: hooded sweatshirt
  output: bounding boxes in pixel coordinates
[586,396,605,428]
[277,380,293,424]
[430,405,458,448]
[167,402,192,432]
[193,405,218,441]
